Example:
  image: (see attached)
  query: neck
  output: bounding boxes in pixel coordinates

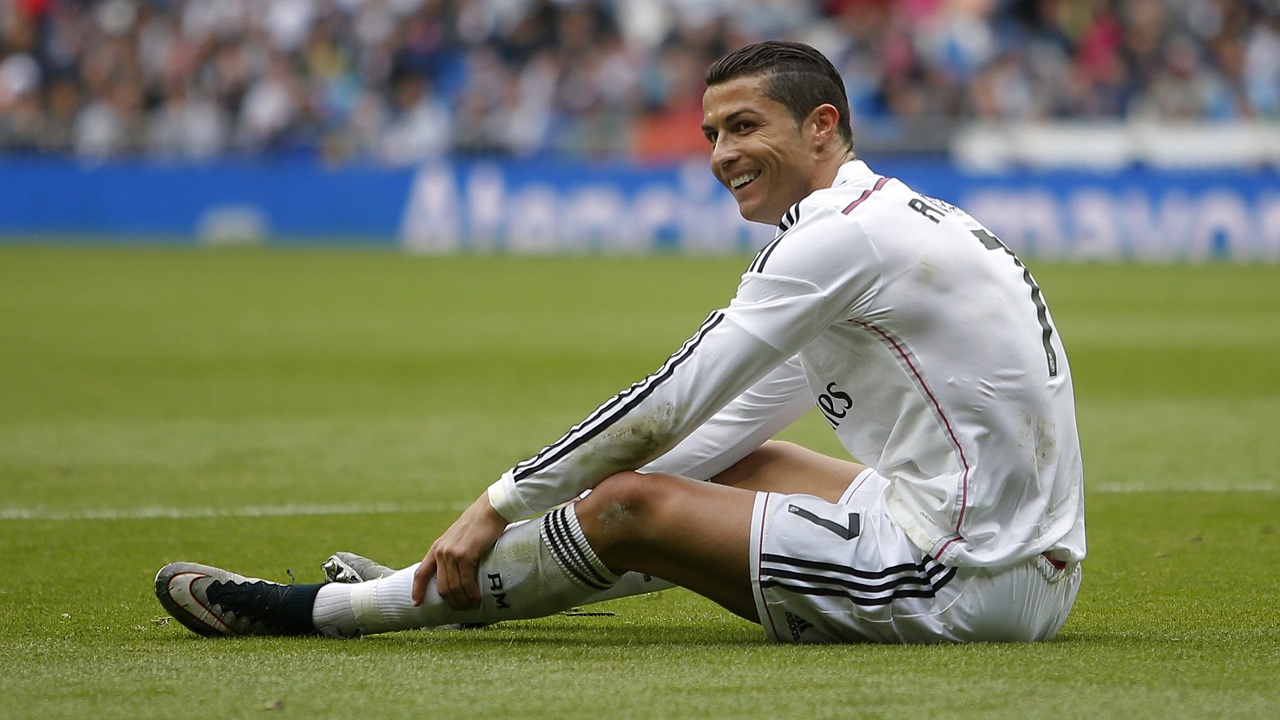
[812,147,857,192]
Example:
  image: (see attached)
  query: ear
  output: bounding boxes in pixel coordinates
[807,103,842,149]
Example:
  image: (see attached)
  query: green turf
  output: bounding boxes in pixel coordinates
[0,246,1277,719]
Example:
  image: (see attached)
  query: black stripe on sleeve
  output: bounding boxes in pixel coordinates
[511,311,726,483]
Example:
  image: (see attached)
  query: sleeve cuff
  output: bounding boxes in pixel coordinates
[487,470,537,522]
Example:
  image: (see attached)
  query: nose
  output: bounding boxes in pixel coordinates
[710,134,739,173]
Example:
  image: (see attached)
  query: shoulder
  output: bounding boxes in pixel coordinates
[778,168,898,229]
[746,165,900,277]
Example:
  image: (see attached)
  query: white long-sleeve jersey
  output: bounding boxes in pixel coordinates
[487,161,1085,569]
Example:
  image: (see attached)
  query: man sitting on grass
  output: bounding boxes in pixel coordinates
[155,40,1085,644]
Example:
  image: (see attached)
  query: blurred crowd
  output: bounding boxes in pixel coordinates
[0,0,1277,162]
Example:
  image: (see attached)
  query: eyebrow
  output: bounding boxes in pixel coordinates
[701,109,756,135]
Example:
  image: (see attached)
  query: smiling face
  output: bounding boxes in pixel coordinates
[702,74,828,225]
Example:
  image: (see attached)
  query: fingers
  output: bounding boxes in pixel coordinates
[436,550,482,610]
[411,551,436,606]
[413,493,508,610]
[411,545,483,610]
[458,556,481,607]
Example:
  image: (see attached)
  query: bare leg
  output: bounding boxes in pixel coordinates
[318,471,762,635]
[714,440,865,502]
[316,445,866,635]
[576,470,760,621]
[578,442,866,616]
[324,441,859,601]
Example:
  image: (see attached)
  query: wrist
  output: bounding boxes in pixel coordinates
[477,492,507,525]
[486,471,533,522]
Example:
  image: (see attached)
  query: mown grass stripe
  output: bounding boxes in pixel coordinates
[1,482,1274,522]
[0,502,470,521]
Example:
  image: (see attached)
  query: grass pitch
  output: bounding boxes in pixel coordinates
[0,246,1277,719]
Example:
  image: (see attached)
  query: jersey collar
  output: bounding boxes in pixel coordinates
[777,161,876,236]
[831,159,874,188]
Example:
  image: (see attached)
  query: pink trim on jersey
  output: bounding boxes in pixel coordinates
[852,319,972,544]
[841,176,890,215]
[933,534,964,559]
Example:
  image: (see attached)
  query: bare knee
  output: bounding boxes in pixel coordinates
[573,471,691,560]
[573,471,758,585]
[579,471,672,531]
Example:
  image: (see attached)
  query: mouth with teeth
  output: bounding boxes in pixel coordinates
[728,171,760,191]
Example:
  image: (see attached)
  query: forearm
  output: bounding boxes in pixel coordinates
[487,313,789,521]
[640,355,811,480]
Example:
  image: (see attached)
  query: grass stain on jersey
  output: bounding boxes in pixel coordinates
[591,403,681,471]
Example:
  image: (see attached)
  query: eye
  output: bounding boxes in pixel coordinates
[733,119,755,133]
[704,131,718,145]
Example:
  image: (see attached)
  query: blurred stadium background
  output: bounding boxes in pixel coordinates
[2,8,1279,714]
[0,0,1277,258]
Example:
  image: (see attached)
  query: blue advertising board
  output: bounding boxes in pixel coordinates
[900,164,1280,262]
[0,156,1276,261]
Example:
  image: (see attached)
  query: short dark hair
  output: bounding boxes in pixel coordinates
[705,41,854,148]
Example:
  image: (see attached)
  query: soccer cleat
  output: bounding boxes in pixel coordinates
[321,552,397,584]
[154,562,324,637]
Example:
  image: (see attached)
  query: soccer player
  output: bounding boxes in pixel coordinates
[156,40,1084,644]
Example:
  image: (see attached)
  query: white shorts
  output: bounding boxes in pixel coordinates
[749,469,1081,644]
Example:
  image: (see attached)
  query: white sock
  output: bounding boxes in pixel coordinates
[505,516,674,604]
[314,503,619,637]
[312,583,358,638]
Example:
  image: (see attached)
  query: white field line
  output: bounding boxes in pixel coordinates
[1091,482,1277,494]
[0,484,1274,521]
[0,502,470,522]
